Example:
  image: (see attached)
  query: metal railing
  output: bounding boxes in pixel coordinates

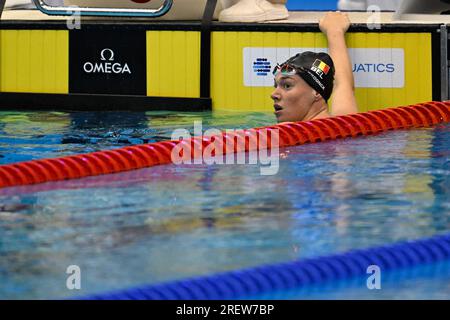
[32,0,173,17]
[0,0,6,19]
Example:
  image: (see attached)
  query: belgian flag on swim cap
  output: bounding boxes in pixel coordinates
[313,59,331,75]
[281,51,335,102]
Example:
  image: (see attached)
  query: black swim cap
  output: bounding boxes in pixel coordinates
[278,51,335,102]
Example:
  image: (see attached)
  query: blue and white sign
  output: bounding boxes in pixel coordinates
[243,47,404,88]
[253,58,272,76]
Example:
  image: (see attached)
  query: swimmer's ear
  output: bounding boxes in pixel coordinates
[313,90,322,102]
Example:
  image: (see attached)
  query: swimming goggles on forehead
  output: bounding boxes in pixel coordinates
[273,63,305,76]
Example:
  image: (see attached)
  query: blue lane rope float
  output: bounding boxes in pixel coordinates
[80,233,450,300]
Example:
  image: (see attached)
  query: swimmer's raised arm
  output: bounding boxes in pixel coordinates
[319,12,358,116]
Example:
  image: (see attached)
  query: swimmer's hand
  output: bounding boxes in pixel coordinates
[319,11,350,36]
[319,11,358,117]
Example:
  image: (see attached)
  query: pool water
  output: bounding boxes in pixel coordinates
[0,111,449,299]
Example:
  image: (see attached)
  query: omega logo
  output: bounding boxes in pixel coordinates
[100,48,115,61]
[83,48,132,74]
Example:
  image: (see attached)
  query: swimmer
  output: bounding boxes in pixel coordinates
[271,11,359,123]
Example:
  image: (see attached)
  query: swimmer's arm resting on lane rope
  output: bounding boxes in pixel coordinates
[320,12,359,117]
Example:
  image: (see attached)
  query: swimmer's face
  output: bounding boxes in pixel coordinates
[271,73,317,123]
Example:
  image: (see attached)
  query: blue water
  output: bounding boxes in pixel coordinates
[0,111,449,299]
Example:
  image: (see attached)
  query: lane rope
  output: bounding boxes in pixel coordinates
[1,101,449,188]
[80,233,450,300]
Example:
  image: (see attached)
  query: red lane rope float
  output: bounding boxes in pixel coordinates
[1,101,449,189]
